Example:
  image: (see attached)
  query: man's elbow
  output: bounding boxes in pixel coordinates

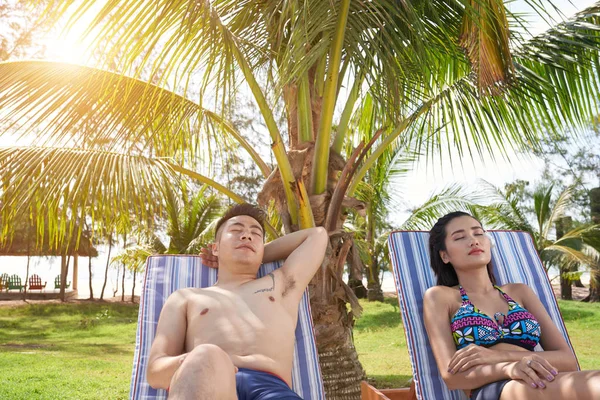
[146,365,168,390]
[312,227,328,244]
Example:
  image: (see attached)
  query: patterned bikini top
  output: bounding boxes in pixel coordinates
[450,285,541,351]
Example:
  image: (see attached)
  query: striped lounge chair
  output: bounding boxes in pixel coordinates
[130,255,325,400]
[381,230,579,400]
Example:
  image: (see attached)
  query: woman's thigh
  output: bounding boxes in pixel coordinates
[500,370,600,400]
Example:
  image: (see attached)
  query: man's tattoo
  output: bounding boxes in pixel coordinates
[255,272,275,293]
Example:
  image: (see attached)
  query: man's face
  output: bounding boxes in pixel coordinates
[213,215,265,271]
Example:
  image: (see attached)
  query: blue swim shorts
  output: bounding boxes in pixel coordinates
[470,379,510,400]
[236,368,302,400]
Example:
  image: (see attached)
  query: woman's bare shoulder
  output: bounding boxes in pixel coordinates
[424,285,459,305]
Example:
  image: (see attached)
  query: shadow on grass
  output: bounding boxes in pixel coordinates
[366,374,413,389]
[0,341,131,357]
[355,310,402,331]
[557,306,595,322]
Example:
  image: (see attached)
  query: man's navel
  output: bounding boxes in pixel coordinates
[200,308,209,315]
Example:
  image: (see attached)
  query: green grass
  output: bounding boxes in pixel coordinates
[0,298,599,397]
[354,297,600,389]
[0,302,139,399]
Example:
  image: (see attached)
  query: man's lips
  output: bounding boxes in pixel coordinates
[236,244,255,252]
[469,248,484,255]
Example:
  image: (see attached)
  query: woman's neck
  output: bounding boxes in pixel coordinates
[456,266,495,295]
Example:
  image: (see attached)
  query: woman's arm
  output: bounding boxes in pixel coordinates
[512,283,578,371]
[423,286,514,390]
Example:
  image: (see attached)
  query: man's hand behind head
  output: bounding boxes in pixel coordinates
[200,246,219,269]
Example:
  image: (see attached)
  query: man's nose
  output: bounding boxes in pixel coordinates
[240,230,252,240]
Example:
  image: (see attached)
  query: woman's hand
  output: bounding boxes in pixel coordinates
[448,345,505,373]
[504,354,558,389]
[200,246,218,269]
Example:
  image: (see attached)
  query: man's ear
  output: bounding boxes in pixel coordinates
[439,250,450,264]
[212,242,219,257]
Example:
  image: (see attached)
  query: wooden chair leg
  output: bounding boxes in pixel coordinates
[361,381,416,400]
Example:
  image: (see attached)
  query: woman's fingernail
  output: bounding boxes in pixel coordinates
[538,382,545,388]
[547,375,554,381]
[552,369,558,376]
[531,383,537,388]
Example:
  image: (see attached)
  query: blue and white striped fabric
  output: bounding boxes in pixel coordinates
[130,255,324,400]
[388,231,578,400]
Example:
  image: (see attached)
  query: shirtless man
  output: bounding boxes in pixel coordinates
[146,203,328,399]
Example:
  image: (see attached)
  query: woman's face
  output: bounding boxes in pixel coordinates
[439,216,492,270]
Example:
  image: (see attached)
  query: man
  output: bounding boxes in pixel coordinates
[147,203,328,399]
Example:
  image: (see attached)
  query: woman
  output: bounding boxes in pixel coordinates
[423,211,600,399]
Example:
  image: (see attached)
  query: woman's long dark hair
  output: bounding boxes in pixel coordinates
[429,211,497,287]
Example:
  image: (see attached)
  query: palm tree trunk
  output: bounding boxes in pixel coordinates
[121,262,126,302]
[100,233,112,300]
[60,255,71,302]
[309,238,365,399]
[310,277,365,399]
[131,269,137,303]
[556,217,573,300]
[585,188,600,302]
[88,254,94,300]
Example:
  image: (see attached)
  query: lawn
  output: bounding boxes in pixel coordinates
[0,302,139,399]
[0,298,599,398]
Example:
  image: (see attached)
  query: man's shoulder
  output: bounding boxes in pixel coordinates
[166,287,206,303]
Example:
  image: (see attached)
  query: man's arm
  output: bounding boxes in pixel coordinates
[266,227,328,302]
[146,291,189,389]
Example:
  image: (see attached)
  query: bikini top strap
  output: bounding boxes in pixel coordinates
[494,285,514,302]
[458,285,469,302]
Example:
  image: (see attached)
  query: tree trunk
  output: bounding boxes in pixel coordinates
[88,254,94,300]
[23,254,30,301]
[100,234,112,300]
[366,261,384,302]
[121,263,126,302]
[310,273,365,399]
[131,269,137,303]
[60,255,71,302]
[348,244,367,299]
[257,142,365,398]
[586,188,600,302]
[556,217,573,300]
[113,264,120,298]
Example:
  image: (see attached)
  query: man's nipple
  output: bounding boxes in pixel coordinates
[269,296,275,302]
[200,308,209,315]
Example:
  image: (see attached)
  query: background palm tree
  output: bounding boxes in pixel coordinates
[474,182,600,299]
[2,1,600,397]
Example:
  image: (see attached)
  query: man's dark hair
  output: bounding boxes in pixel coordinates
[215,203,267,240]
[428,211,496,287]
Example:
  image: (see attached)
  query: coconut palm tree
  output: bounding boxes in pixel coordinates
[473,182,600,299]
[2,1,600,397]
